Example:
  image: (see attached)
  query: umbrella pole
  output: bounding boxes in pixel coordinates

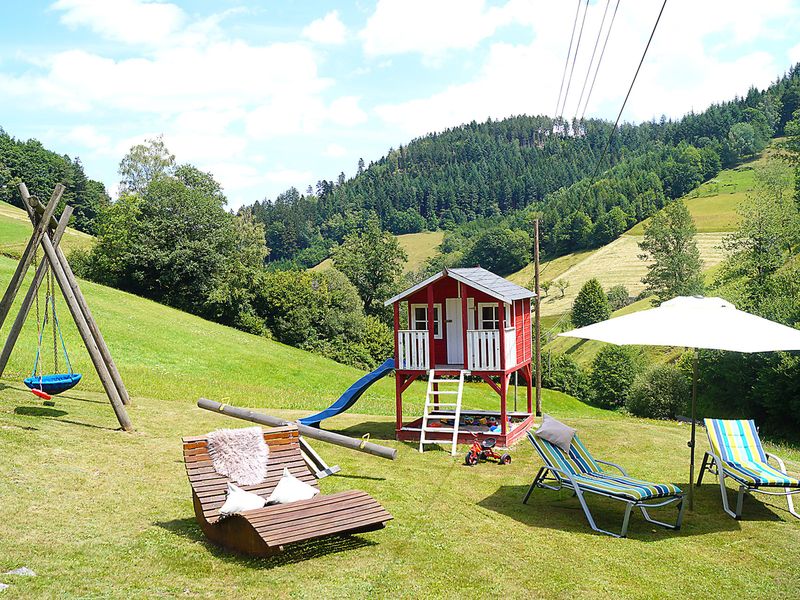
[688,350,698,511]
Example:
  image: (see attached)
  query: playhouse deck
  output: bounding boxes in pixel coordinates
[397,409,536,448]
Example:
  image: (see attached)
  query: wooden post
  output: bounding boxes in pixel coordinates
[500,373,508,435]
[53,243,130,405]
[498,300,505,371]
[0,185,62,330]
[461,291,468,370]
[0,207,72,377]
[18,186,132,431]
[393,303,402,432]
[426,285,435,368]
[534,218,542,417]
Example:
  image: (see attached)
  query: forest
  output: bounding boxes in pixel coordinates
[247,64,800,269]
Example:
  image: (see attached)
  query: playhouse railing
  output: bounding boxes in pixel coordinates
[466,328,516,371]
[398,330,429,370]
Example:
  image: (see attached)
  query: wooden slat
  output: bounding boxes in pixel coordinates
[261,507,390,543]
[268,511,391,546]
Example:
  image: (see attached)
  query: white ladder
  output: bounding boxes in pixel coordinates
[419,369,465,456]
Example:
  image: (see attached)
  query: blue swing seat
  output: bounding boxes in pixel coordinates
[24,373,82,395]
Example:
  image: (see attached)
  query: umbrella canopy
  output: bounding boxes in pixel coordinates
[561,296,800,353]
[559,296,800,509]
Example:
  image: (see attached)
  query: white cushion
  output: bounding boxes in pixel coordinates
[267,467,320,504]
[535,414,576,454]
[219,482,266,516]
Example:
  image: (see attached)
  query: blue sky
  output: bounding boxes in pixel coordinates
[2,0,800,209]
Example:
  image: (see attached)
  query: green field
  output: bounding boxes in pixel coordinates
[0,201,94,259]
[1,242,800,597]
[313,230,444,274]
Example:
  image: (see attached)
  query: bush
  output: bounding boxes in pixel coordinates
[589,346,642,408]
[606,285,631,311]
[571,278,610,327]
[626,364,690,419]
[542,353,589,400]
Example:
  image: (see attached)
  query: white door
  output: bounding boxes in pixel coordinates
[446,298,463,364]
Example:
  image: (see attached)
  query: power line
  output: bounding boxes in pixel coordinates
[558,0,590,122]
[574,0,611,121]
[588,0,668,184]
[554,0,583,120]
[580,0,622,121]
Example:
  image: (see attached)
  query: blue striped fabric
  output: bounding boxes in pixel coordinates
[528,431,682,502]
[705,419,800,488]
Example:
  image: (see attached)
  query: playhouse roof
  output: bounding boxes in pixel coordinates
[384,266,535,306]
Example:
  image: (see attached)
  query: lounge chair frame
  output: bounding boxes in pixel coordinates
[524,436,685,538]
[697,450,800,520]
[183,425,392,557]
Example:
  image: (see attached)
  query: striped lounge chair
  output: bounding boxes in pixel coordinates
[697,418,800,520]
[524,431,685,538]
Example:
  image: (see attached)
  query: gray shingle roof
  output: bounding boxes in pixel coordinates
[384,266,535,305]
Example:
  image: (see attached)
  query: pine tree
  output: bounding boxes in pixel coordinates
[638,199,704,303]
[571,278,611,327]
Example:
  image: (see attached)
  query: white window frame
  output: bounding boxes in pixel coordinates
[410,303,443,339]
[478,303,499,331]
[477,302,513,330]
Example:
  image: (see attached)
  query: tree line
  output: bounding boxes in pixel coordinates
[0,128,109,234]
[245,64,800,270]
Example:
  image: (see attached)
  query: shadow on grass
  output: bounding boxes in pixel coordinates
[476,483,771,539]
[14,406,68,418]
[13,405,118,431]
[333,420,397,442]
[156,518,377,568]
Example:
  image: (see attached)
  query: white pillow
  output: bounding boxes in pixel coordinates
[219,482,266,516]
[267,467,320,505]
[535,413,577,454]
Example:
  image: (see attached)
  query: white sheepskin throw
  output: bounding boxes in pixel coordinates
[207,426,269,486]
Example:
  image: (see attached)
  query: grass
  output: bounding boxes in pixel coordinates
[313,230,444,274]
[2,188,800,598]
[0,200,94,259]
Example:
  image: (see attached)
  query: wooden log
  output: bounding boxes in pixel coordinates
[0,184,62,330]
[53,244,130,405]
[18,188,132,431]
[0,207,72,377]
[197,398,397,461]
[24,189,61,230]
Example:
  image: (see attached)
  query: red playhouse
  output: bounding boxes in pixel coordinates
[384,267,536,449]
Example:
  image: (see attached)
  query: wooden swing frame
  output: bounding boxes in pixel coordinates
[0,183,133,431]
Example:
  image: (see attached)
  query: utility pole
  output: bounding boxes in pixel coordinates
[534,218,542,416]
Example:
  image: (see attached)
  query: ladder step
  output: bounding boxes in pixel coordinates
[429,390,458,395]
[423,428,455,433]
[427,403,459,408]
[431,379,459,383]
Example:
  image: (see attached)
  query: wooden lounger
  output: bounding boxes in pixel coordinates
[183,424,392,556]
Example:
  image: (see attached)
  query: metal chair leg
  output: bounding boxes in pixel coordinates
[787,490,800,520]
[523,467,545,504]
[696,452,710,486]
[717,470,738,519]
[736,486,746,518]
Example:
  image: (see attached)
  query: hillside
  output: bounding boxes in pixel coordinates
[0,200,93,258]
[312,230,444,274]
[506,143,791,317]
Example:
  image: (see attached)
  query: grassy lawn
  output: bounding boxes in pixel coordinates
[0,200,94,259]
[313,230,444,274]
[1,253,800,598]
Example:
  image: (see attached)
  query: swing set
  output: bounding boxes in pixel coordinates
[22,246,81,400]
[0,183,132,430]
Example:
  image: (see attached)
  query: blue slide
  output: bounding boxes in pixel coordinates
[299,358,395,426]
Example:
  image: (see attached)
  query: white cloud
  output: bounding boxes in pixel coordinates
[360,0,530,59]
[51,0,186,46]
[62,125,111,151]
[302,10,347,45]
[374,0,800,136]
[324,143,347,158]
[790,42,800,65]
[328,96,367,126]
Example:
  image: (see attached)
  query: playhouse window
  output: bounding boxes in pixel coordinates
[411,304,442,339]
[478,303,512,330]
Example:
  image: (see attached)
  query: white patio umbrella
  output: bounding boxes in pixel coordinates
[559,296,800,509]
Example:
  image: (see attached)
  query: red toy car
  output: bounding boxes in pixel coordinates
[465,433,511,466]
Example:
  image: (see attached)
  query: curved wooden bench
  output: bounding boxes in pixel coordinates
[183,425,392,557]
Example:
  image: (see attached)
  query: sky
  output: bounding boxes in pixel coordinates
[1,0,800,209]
